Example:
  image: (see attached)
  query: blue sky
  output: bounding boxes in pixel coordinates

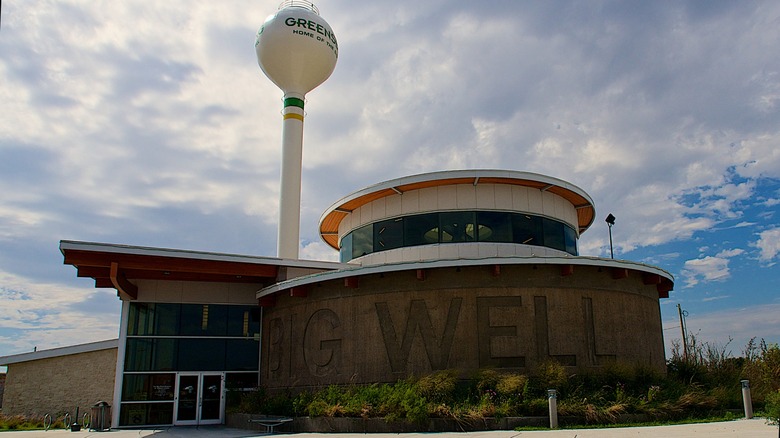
[1,1,779,368]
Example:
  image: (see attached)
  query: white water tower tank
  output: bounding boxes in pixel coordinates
[255,1,338,96]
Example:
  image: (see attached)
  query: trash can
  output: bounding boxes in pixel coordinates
[91,401,111,431]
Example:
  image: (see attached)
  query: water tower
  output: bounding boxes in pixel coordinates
[255,0,338,259]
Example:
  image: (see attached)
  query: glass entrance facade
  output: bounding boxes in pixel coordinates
[119,303,261,427]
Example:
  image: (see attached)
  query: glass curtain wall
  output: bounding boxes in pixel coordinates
[119,303,260,426]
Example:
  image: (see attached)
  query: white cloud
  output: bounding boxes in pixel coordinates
[681,256,731,288]
[755,228,780,263]
[680,248,744,289]
[716,248,745,258]
[0,270,120,355]
[299,241,339,262]
[701,295,730,302]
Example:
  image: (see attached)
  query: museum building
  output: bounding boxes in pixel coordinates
[0,169,675,428]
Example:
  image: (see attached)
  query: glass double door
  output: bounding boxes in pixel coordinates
[175,373,224,425]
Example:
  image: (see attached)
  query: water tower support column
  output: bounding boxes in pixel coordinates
[278,94,305,259]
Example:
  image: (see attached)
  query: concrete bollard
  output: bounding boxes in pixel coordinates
[548,389,558,429]
[741,380,753,419]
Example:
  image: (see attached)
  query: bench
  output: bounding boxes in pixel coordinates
[248,415,293,434]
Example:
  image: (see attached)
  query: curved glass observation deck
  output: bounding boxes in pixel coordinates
[319,170,595,265]
[339,210,577,263]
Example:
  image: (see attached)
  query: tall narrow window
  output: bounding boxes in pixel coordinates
[352,224,373,259]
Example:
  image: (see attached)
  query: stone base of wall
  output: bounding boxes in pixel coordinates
[228,413,652,433]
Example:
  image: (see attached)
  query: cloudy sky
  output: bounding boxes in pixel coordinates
[1,1,779,366]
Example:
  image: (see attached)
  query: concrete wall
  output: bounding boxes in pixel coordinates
[134,280,258,304]
[2,348,117,417]
[260,263,666,389]
[355,242,572,266]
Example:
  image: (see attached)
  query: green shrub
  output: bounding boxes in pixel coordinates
[496,372,528,399]
[537,360,569,390]
[417,369,458,403]
[764,389,780,435]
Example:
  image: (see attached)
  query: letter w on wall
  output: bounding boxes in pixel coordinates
[375,298,462,373]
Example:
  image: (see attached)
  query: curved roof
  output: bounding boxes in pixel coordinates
[319,169,596,250]
[257,255,674,300]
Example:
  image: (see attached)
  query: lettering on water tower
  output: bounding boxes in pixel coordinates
[284,17,339,58]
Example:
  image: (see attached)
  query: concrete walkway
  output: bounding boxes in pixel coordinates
[0,419,776,438]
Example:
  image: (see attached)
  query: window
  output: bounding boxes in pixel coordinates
[404,213,439,246]
[339,232,353,263]
[227,306,261,338]
[477,211,512,242]
[542,217,565,251]
[226,339,261,371]
[180,304,228,336]
[177,339,226,371]
[339,210,579,260]
[351,224,373,259]
[125,339,177,372]
[374,218,404,250]
[564,225,577,255]
[122,374,175,402]
[128,303,179,336]
[119,402,173,427]
[512,214,543,245]
[439,211,476,243]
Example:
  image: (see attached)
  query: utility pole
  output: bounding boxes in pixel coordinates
[677,303,688,360]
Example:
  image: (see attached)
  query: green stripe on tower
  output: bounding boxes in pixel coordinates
[284,97,305,109]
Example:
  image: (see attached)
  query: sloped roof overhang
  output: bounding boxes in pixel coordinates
[60,240,344,300]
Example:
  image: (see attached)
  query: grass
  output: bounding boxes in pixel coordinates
[0,414,69,431]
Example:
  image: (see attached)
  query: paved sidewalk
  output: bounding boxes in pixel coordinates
[0,419,775,438]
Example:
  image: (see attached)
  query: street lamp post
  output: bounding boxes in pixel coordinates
[605,214,615,259]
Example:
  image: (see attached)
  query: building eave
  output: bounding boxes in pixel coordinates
[60,240,348,300]
[0,339,119,366]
